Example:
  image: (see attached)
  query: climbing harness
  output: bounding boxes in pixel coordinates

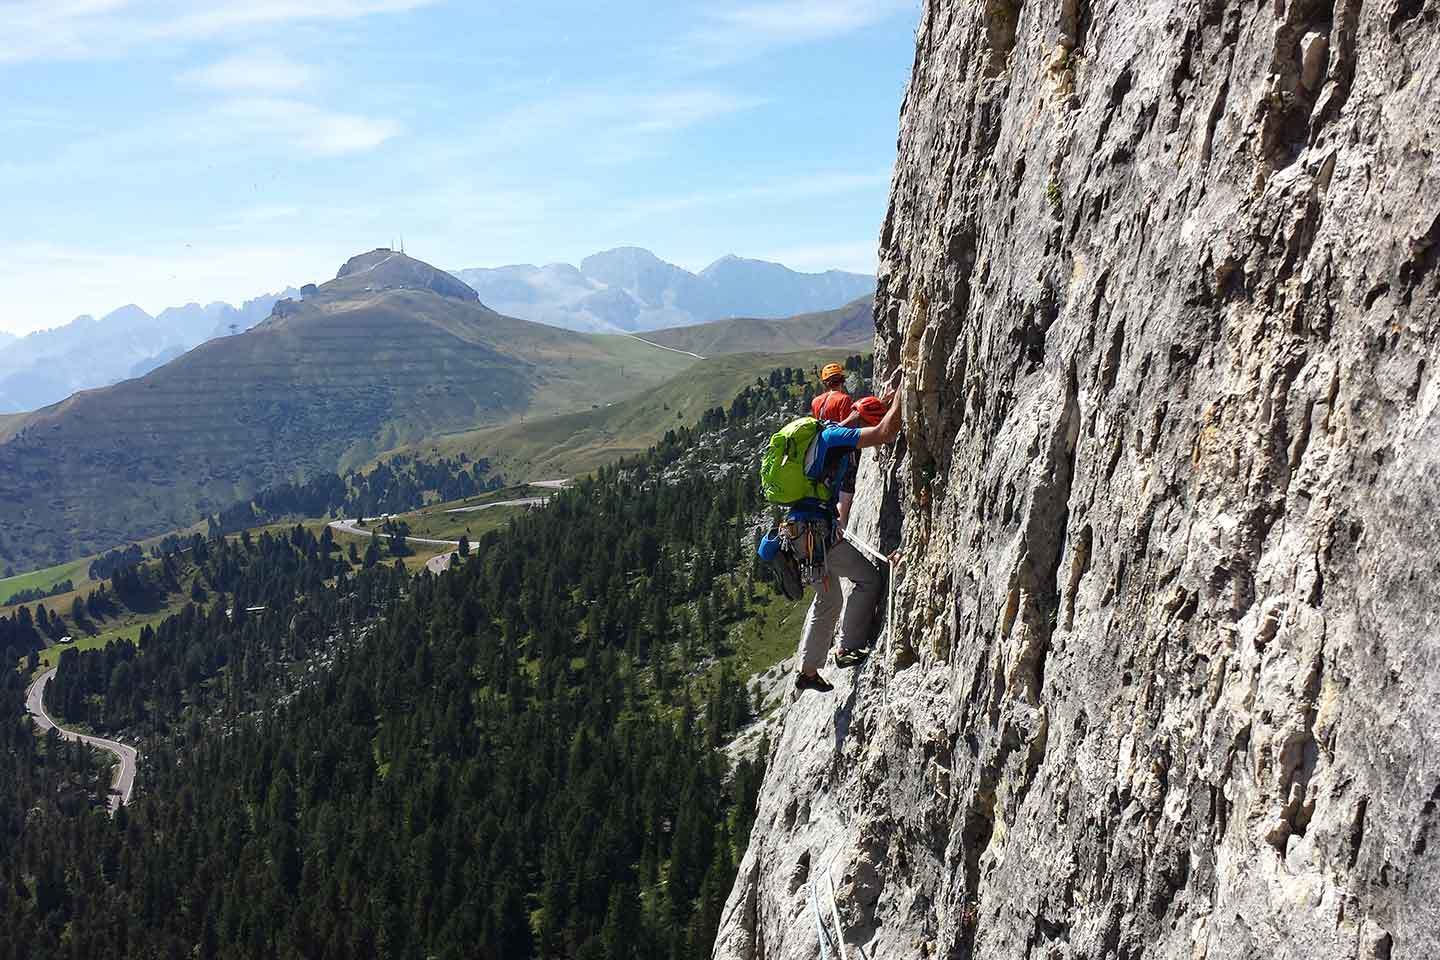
[781,515,834,588]
[757,510,837,596]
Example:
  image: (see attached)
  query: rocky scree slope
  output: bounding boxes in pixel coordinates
[717,2,1439,960]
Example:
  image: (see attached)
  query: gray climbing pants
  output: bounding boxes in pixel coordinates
[798,537,880,672]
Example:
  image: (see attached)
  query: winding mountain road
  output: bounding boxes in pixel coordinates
[26,668,137,813]
[443,497,548,514]
[330,483,566,548]
[327,518,463,546]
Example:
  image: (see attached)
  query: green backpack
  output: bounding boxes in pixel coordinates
[759,417,831,505]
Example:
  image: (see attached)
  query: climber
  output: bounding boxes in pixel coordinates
[812,361,853,421]
[789,368,903,694]
[809,363,889,533]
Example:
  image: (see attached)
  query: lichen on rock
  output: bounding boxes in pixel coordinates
[716,2,1440,958]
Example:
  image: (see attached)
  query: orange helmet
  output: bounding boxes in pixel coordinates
[854,396,887,426]
[820,362,845,384]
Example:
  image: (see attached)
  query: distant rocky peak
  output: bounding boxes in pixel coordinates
[334,248,479,302]
[100,304,156,326]
[579,245,667,271]
[700,253,742,271]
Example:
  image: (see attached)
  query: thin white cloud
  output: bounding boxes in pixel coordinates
[215,204,303,232]
[0,0,438,63]
[710,0,905,38]
[618,170,891,220]
[0,92,398,185]
[184,52,315,94]
[670,0,911,69]
[219,97,399,155]
[150,0,436,40]
[482,88,762,153]
[403,86,764,171]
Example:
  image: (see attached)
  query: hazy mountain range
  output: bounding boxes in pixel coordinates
[0,291,298,413]
[452,247,875,333]
[0,247,871,413]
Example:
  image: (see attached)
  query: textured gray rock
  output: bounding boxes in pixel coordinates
[717,2,1439,959]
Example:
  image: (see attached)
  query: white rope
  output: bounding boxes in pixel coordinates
[840,530,888,566]
[810,848,848,960]
[825,854,849,960]
[809,861,833,960]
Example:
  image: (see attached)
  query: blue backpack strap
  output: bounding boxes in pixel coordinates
[785,499,837,523]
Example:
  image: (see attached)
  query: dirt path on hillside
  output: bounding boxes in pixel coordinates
[625,334,705,360]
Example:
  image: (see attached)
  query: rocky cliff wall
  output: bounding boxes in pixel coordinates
[717,1,1439,958]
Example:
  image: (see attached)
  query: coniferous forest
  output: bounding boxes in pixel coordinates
[0,365,839,960]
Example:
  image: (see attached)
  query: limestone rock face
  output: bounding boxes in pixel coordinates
[717,2,1439,959]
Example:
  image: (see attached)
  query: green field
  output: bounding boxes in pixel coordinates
[0,557,91,605]
[1,515,213,618]
[36,608,177,672]
[331,486,541,547]
[402,504,530,542]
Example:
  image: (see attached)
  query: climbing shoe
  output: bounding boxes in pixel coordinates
[794,672,835,694]
[834,647,870,668]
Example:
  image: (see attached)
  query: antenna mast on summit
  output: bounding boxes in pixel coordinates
[400,233,405,255]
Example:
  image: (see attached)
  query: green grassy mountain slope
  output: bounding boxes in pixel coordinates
[392,347,843,480]
[641,295,873,357]
[0,251,695,571]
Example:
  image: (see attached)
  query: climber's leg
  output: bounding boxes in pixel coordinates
[829,538,879,653]
[798,576,843,673]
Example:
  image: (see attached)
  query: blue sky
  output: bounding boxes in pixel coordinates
[0,1,920,335]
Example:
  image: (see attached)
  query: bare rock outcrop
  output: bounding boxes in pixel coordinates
[717,2,1439,959]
